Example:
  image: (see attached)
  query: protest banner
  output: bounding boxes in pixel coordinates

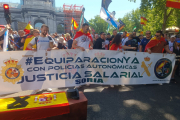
[0,50,176,95]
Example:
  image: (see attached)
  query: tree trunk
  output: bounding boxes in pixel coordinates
[162,6,174,33]
[162,7,167,33]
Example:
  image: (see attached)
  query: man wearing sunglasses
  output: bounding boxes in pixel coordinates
[93,32,106,49]
[145,30,172,54]
[139,31,151,52]
[72,23,93,51]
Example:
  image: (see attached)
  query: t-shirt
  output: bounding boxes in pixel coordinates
[74,35,92,49]
[57,43,67,49]
[67,39,73,49]
[133,36,141,43]
[169,41,174,52]
[121,37,128,46]
[14,36,25,50]
[151,41,167,53]
[30,36,54,50]
[125,39,138,51]
[93,38,105,50]
[105,40,109,50]
[140,38,150,52]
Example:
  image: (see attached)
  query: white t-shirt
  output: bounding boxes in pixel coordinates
[121,37,128,46]
[121,37,128,51]
[74,35,92,49]
[30,36,54,50]
[169,41,174,52]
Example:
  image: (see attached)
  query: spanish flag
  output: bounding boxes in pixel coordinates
[24,22,34,35]
[71,17,79,30]
[74,29,93,41]
[23,35,36,50]
[145,36,166,52]
[166,0,180,9]
[140,17,148,26]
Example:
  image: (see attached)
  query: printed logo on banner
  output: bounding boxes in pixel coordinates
[0,58,24,84]
[141,57,152,77]
[154,58,172,79]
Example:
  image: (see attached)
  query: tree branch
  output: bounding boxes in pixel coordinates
[167,9,174,18]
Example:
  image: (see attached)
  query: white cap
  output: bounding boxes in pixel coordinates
[171,35,176,38]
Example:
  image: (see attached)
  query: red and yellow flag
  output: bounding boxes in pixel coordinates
[24,22,34,35]
[140,17,148,26]
[145,36,166,52]
[71,17,79,30]
[166,0,180,9]
[23,35,36,50]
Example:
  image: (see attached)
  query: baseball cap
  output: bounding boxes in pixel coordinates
[175,38,180,43]
[170,35,176,38]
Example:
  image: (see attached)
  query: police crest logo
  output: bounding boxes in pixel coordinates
[154,58,172,79]
[0,58,24,84]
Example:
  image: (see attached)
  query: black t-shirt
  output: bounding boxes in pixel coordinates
[125,39,138,51]
[93,38,105,50]
[133,37,140,43]
[106,37,112,42]
[58,43,67,49]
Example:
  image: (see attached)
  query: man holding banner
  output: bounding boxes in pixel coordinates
[72,23,93,51]
[145,30,173,54]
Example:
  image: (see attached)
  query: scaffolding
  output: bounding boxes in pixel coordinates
[63,4,83,34]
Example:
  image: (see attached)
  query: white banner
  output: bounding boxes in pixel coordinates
[0,50,176,95]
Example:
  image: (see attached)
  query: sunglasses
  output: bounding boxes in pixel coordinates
[146,33,151,35]
[155,35,160,37]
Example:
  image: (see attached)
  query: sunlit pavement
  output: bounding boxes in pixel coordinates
[1,82,180,120]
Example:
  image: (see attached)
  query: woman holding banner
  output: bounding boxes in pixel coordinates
[109,34,136,87]
[109,34,136,51]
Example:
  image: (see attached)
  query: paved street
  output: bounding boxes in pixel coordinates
[1,81,180,120]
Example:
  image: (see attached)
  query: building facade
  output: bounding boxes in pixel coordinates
[0,0,67,33]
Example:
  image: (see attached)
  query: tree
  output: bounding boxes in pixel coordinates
[57,24,64,33]
[140,0,180,33]
[89,15,109,34]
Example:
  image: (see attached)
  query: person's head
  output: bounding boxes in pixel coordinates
[33,29,40,37]
[66,33,71,40]
[128,34,133,40]
[132,32,136,37]
[113,29,117,36]
[170,35,176,42]
[139,35,143,40]
[62,34,64,37]
[52,34,55,38]
[8,28,13,34]
[122,31,127,38]
[107,33,111,38]
[112,34,122,45]
[18,30,25,37]
[145,30,151,39]
[55,32,57,35]
[100,32,105,40]
[41,24,49,37]
[95,34,99,40]
[155,30,162,40]
[174,39,180,49]
[164,33,168,39]
[82,23,89,34]
[58,37,65,44]
[14,31,17,35]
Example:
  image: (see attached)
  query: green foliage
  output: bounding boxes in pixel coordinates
[89,15,109,34]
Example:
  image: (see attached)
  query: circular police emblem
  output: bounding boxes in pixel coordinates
[154,58,172,79]
[5,67,20,79]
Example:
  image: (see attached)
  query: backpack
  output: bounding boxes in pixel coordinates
[35,36,53,49]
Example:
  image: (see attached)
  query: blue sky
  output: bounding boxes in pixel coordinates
[2,0,141,20]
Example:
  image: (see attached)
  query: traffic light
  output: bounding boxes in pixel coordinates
[3,4,11,24]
